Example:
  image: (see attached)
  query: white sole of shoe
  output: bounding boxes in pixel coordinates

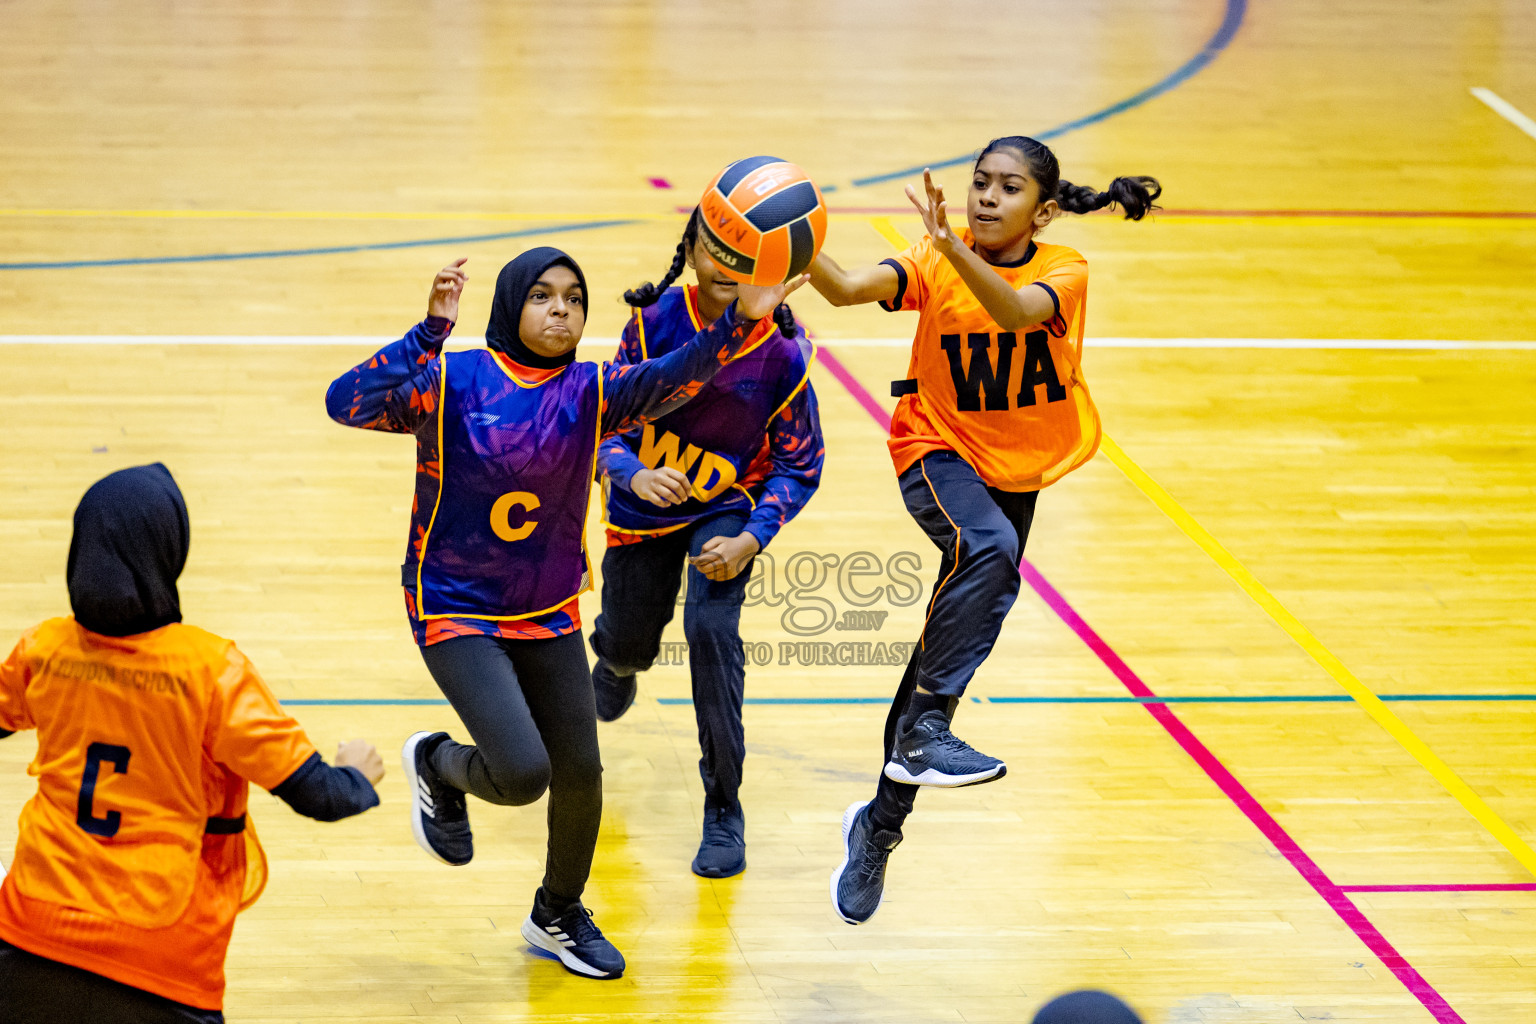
[829,800,879,926]
[881,759,1007,788]
[401,731,461,867]
[520,914,622,978]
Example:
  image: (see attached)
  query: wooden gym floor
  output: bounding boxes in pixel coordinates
[1,2,1534,1021]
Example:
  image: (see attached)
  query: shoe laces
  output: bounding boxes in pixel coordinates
[701,807,743,847]
[553,904,602,944]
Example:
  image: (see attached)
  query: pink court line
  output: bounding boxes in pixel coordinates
[816,346,1467,1024]
[1341,884,1536,893]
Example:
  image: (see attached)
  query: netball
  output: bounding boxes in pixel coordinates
[697,156,828,286]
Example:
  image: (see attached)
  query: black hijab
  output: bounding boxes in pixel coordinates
[67,463,190,637]
[484,246,589,369]
[1032,991,1142,1024]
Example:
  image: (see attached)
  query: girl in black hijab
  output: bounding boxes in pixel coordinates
[0,465,383,1024]
[326,248,803,979]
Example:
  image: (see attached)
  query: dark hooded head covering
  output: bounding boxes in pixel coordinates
[67,463,190,638]
[1032,991,1142,1024]
[484,246,589,369]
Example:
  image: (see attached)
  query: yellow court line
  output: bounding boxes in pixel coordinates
[868,216,912,251]
[1100,435,1536,877]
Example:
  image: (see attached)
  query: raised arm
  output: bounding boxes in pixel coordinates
[324,260,468,433]
[906,170,1056,331]
[808,250,901,307]
[600,275,807,436]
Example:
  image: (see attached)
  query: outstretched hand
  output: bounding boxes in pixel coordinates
[905,169,959,254]
[428,258,468,322]
[737,273,810,321]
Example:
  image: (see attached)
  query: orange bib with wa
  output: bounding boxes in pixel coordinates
[884,232,1100,492]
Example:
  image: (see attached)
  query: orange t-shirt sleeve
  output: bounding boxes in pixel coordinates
[0,631,36,733]
[1030,253,1088,342]
[204,645,317,792]
[877,237,932,313]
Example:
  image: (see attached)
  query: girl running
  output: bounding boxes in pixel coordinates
[590,208,824,879]
[808,136,1159,924]
[325,247,802,977]
[0,464,383,1024]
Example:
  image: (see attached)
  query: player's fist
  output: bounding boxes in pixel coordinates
[336,739,386,786]
[630,466,691,507]
[428,258,469,322]
[689,532,761,582]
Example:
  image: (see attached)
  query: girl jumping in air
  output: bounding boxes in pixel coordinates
[591,208,824,879]
[326,247,802,978]
[809,136,1159,924]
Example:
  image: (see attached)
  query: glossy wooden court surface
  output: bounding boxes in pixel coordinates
[2,1,1534,1022]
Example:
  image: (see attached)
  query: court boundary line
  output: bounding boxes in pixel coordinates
[0,1,1246,271]
[1100,434,1536,879]
[282,693,1536,707]
[1472,87,1536,142]
[816,345,1467,1022]
[850,0,1248,186]
[1341,884,1536,894]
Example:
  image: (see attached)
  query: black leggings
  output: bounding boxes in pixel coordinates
[871,453,1038,831]
[0,939,223,1024]
[418,631,602,900]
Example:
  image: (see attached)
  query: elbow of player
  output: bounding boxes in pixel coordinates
[323,380,354,424]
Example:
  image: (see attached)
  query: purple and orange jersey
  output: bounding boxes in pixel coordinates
[325,309,773,646]
[600,286,823,550]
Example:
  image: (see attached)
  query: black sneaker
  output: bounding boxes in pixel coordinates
[830,800,902,925]
[592,659,638,723]
[691,804,746,878]
[401,731,472,866]
[520,889,626,979]
[882,709,1007,788]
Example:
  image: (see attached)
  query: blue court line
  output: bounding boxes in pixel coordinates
[849,0,1247,187]
[284,693,1535,707]
[0,220,637,271]
[3,1,1244,272]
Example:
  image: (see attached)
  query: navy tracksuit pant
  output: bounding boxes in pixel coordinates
[590,511,753,812]
[872,451,1038,830]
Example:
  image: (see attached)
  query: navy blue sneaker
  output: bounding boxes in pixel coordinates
[401,731,472,866]
[691,804,746,878]
[592,659,638,723]
[830,800,902,925]
[882,709,1006,788]
[521,889,626,979]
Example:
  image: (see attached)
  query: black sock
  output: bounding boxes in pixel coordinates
[899,689,948,732]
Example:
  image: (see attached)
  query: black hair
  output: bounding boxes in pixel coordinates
[625,206,797,339]
[975,136,1162,221]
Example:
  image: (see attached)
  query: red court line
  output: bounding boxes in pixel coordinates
[1341,884,1536,893]
[817,346,1467,1024]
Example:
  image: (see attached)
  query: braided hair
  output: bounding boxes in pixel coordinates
[625,207,798,339]
[975,136,1162,220]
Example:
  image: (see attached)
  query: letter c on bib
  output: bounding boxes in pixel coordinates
[490,491,541,542]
